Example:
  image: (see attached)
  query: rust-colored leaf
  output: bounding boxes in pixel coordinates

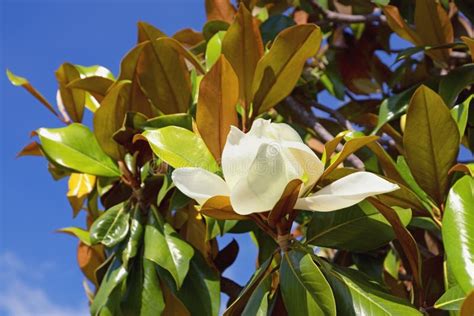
[77,242,105,287]
[197,55,239,160]
[200,196,247,220]
[162,282,191,316]
[268,179,302,228]
[137,21,166,43]
[17,141,43,158]
[414,0,454,64]
[222,4,264,111]
[368,198,422,288]
[137,38,192,114]
[205,0,236,23]
[6,69,59,118]
[461,291,474,316]
[173,28,205,47]
[383,5,421,45]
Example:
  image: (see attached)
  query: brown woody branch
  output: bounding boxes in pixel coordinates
[285,96,365,169]
[310,1,387,25]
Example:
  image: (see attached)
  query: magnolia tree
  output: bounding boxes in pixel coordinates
[8,0,474,315]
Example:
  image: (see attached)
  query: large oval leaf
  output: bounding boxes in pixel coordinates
[144,208,194,289]
[137,37,191,114]
[143,126,220,173]
[442,175,474,294]
[221,4,263,110]
[306,200,412,252]
[251,24,321,114]
[403,85,460,205]
[37,123,120,177]
[55,63,85,122]
[280,250,336,316]
[197,55,239,161]
[90,203,130,247]
[319,260,422,316]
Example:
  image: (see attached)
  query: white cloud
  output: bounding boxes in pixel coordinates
[0,252,89,316]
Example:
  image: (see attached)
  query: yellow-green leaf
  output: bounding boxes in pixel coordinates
[252,24,322,114]
[6,69,59,117]
[67,173,96,217]
[222,4,264,110]
[93,81,131,161]
[403,85,460,205]
[197,55,239,161]
[56,63,85,122]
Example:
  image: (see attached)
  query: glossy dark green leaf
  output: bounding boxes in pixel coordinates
[451,95,472,137]
[142,113,193,131]
[176,250,220,316]
[434,285,465,311]
[241,273,271,316]
[143,126,220,173]
[259,15,295,44]
[319,260,422,316]
[90,203,130,247]
[122,206,144,266]
[439,64,474,107]
[56,63,85,122]
[403,85,460,205]
[37,123,120,177]
[224,255,273,316]
[90,257,128,316]
[375,85,418,132]
[280,250,336,316]
[144,207,194,288]
[442,175,474,293]
[306,201,412,252]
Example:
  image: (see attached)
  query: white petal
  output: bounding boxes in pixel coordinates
[283,141,324,194]
[230,143,298,215]
[171,167,230,205]
[295,172,399,212]
[271,122,304,143]
[222,126,265,189]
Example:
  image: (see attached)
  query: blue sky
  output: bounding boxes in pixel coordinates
[0,1,259,314]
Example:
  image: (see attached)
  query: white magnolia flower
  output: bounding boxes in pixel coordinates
[172,119,399,215]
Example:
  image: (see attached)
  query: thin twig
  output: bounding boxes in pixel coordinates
[286,96,365,169]
[310,1,387,25]
[298,96,354,131]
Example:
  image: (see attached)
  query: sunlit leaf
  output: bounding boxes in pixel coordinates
[280,250,336,316]
[144,207,194,288]
[37,123,120,177]
[56,63,85,122]
[403,85,460,204]
[67,173,96,217]
[222,4,264,111]
[90,203,130,247]
[442,176,474,294]
[143,126,220,172]
[252,24,322,114]
[197,55,239,160]
[434,285,465,311]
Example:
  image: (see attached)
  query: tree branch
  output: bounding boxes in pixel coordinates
[310,1,387,25]
[285,96,365,169]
